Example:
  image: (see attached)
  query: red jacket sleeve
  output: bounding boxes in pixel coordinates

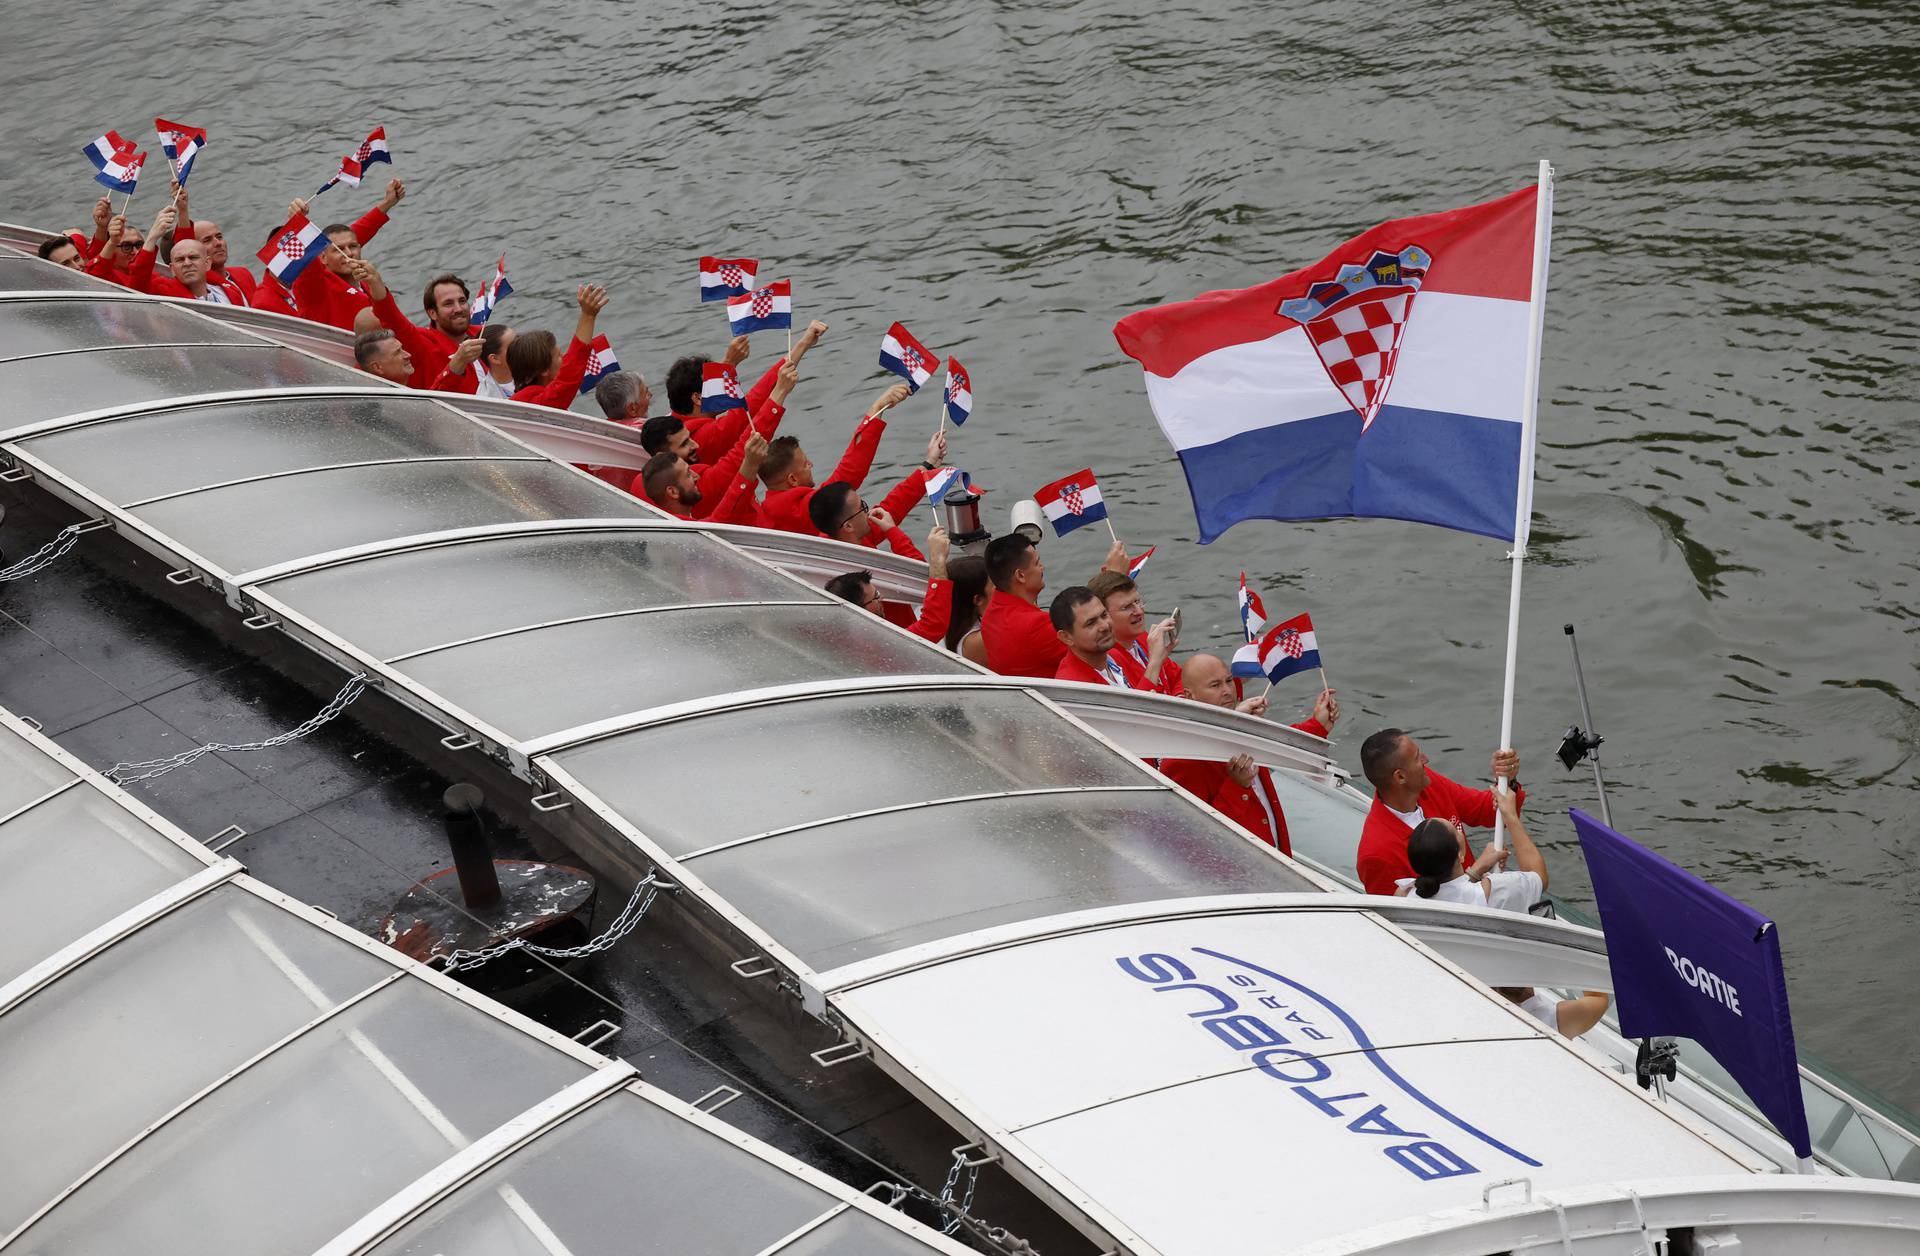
[909,578,951,642]
[125,247,158,293]
[1290,717,1329,738]
[431,362,480,395]
[512,337,592,410]
[692,403,785,519]
[371,292,446,388]
[869,526,925,560]
[691,409,750,465]
[351,206,390,248]
[1162,760,1274,844]
[876,468,929,526]
[828,415,886,489]
[706,471,762,527]
[1429,768,1523,828]
[742,358,783,415]
[292,260,352,328]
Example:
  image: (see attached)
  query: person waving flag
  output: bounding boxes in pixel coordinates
[579,335,620,395]
[468,255,513,328]
[727,281,791,334]
[880,322,937,392]
[1034,468,1111,539]
[255,213,329,287]
[153,119,206,184]
[1253,612,1325,689]
[699,256,758,302]
[943,357,972,426]
[700,363,747,413]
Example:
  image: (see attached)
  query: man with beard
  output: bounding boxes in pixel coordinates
[641,434,769,525]
[1048,585,1176,690]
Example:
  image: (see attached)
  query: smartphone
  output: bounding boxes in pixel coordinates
[1169,605,1182,644]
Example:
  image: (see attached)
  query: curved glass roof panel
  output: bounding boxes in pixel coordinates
[0,884,389,1235]
[397,604,967,744]
[258,529,810,662]
[0,722,75,812]
[130,460,647,577]
[16,395,536,506]
[0,255,119,291]
[14,980,592,1256]
[551,688,1148,857]
[0,344,366,437]
[687,790,1313,971]
[367,1089,835,1256]
[0,783,203,986]
[0,298,257,362]
[780,1209,946,1255]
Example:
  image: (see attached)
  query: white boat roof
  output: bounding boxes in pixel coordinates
[0,703,971,1255]
[5,247,1918,1253]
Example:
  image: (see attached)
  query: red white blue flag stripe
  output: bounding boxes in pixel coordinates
[579,335,620,395]
[153,118,206,185]
[90,148,145,195]
[700,363,747,413]
[254,213,329,285]
[83,130,138,172]
[726,281,791,334]
[1115,182,1548,543]
[879,322,936,392]
[699,256,758,302]
[1033,468,1108,538]
[1254,612,1322,684]
[468,255,513,328]
[943,357,972,425]
[1231,572,1270,678]
[352,127,392,169]
[1126,546,1155,579]
[315,156,361,197]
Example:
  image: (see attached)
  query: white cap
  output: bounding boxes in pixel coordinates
[1010,498,1044,544]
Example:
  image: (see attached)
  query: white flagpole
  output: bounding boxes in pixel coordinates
[1491,159,1555,851]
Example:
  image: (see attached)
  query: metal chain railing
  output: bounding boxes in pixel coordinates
[872,1146,1038,1254]
[0,522,88,582]
[106,673,371,784]
[438,872,668,973]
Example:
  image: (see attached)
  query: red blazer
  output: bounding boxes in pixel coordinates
[511,336,593,410]
[371,291,460,388]
[981,594,1066,678]
[1356,768,1525,895]
[906,578,951,643]
[1159,718,1326,856]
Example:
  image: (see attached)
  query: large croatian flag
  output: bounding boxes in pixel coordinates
[727,281,791,334]
[1114,179,1550,543]
[1034,468,1108,537]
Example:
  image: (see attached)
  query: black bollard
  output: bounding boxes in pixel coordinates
[442,783,501,909]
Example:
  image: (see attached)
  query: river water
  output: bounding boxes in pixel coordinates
[8,1,1916,1111]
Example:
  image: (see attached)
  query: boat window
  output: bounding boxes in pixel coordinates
[15,395,533,505]
[0,721,74,812]
[365,1089,835,1256]
[396,604,968,745]
[688,790,1315,971]
[0,345,366,438]
[1264,771,1367,875]
[550,688,1145,857]
[0,255,119,291]
[0,885,388,1235]
[0,783,202,987]
[14,980,590,1256]
[128,459,649,577]
[257,529,808,661]
[0,298,257,362]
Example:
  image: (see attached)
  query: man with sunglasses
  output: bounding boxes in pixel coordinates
[806,481,925,558]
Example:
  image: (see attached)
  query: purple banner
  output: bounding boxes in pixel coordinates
[1570,809,1810,1159]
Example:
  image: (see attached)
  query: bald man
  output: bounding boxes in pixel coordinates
[1157,653,1338,856]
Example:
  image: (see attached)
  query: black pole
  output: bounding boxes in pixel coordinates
[1563,624,1613,827]
[442,783,501,909]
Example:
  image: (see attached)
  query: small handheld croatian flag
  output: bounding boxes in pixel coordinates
[468,255,513,328]
[727,281,791,334]
[255,213,329,286]
[1127,547,1155,579]
[1230,572,1270,678]
[1116,170,1551,544]
[315,155,362,197]
[153,119,206,185]
[1033,468,1108,538]
[579,335,620,396]
[924,466,981,507]
[1254,612,1321,684]
[943,357,972,425]
[87,142,144,195]
[352,126,392,170]
[1571,809,1811,1160]
[879,322,936,393]
[699,256,758,302]
[700,363,747,413]
[83,130,138,174]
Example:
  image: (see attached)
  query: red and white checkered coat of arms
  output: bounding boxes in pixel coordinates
[1278,245,1431,431]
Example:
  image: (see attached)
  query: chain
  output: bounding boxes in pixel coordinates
[872,1147,1038,1255]
[439,872,665,973]
[0,522,87,582]
[106,673,371,784]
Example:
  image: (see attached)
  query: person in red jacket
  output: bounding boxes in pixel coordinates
[1049,586,1177,689]
[354,328,413,384]
[1355,729,1523,895]
[125,207,235,304]
[37,235,84,270]
[633,359,797,518]
[432,323,515,397]
[824,526,953,643]
[755,384,928,535]
[1088,570,1187,697]
[353,260,456,389]
[285,180,405,329]
[502,284,610,409]
[663,321,823,462]
[979,533,1132,678]
[806,482,928,560]
[86,214,142,285]
[641,434,767,525]
[1158,653,1339,855]
[193,221,257,304]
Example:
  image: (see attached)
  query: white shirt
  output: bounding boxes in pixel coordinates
[197,286,231,305]
[476,372,514,400]
[1517,991,1559,1031]
[1396,868,1543,915]
[1385,802,1426,828]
